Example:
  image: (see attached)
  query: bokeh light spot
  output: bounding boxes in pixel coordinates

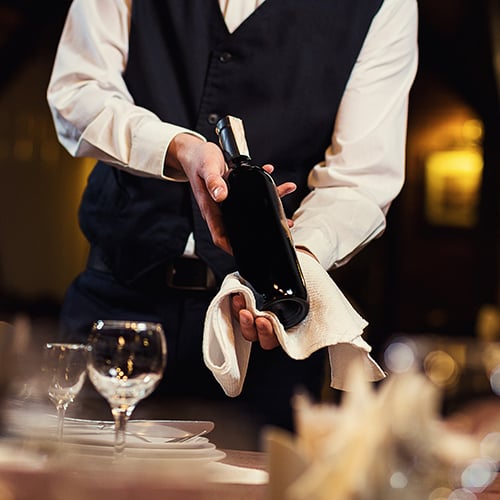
[384,341,416,373]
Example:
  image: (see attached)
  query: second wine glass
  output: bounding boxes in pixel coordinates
[87,320,167,460]
[43,342,88,442]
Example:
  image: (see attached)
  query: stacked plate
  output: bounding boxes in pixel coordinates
[5,407,226,465]
[61,417,226,464]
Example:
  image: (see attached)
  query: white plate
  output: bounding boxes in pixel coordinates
[62,418,215,448]
[66,417,214,438]
[64,441,226,461]
[7,411,216,448]
[59,419,226,464]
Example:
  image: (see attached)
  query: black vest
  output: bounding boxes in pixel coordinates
[79,0,383,283]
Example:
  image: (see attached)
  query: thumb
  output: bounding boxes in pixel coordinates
[206,174,227,202]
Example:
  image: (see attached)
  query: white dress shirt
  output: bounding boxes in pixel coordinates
[47,0,418,271]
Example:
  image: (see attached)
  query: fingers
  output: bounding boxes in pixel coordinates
[263,164,297,199]
[182,142,232,252]
[192,142,227,203]
[238,309,258,342]
[276,181,296,198]
[231,294,279,350]
[239,311,278,349]
[205,172,227,203]
[254,317,279,350]
[190,173,232,253]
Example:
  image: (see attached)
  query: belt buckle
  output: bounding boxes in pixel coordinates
[165,257,216,291]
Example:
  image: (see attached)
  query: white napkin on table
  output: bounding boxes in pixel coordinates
[203,252,385,397]
[265,368,484,500]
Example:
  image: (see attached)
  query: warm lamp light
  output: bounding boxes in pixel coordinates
[424,148,483,228]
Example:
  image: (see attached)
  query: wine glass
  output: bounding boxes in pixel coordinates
[42,342,88,442]
[86,320,167,461]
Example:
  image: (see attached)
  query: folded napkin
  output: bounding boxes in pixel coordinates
[266,367,485,500]
[203,252,385,397]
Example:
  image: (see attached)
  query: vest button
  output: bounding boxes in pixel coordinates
[207,113,220,125]
[219,52,232,63]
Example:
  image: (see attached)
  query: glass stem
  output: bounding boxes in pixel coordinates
[111,405,135,462]
[56,405,68,442]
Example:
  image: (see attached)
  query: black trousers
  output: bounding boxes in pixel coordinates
[59,262,327,446]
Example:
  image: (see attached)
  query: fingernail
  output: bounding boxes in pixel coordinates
[212,186,222,199]
[241,315,253,327]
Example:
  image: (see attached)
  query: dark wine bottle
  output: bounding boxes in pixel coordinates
[215,115,309,329]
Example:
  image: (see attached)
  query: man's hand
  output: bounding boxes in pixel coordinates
[166,133,296,254]
[167,133,231,252]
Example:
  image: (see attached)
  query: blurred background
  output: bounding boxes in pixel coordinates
[0,0,499,361]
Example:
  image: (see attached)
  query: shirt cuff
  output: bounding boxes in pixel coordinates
[130,121,206,181]
[291,224,337,271]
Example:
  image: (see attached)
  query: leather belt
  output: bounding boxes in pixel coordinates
[87,248,217,291]
[165,255,217,291]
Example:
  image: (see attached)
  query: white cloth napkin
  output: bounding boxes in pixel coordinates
[203,252,386,397]
[265,370,484,500]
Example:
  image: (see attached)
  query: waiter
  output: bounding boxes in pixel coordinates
[47,0,418,438]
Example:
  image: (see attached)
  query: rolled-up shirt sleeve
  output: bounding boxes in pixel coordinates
[46,0,201,180]
[291,0,419,270]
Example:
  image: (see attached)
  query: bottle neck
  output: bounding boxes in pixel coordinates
[216,115,251,165]
[228,155,252,169]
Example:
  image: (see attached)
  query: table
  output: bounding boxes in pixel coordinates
[0,394,270,500]
[0,447,268,500]
[0,446,499,500]
[0,398,499,499]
